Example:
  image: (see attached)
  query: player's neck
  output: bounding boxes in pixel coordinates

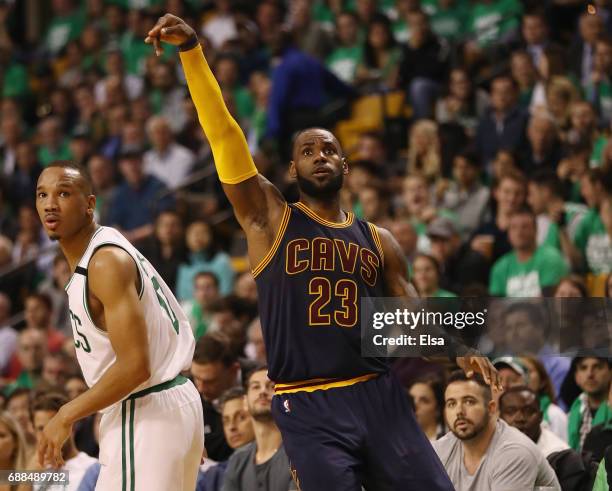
[60,221,99,273]
[299,194,345,223]
[253,420,282,464]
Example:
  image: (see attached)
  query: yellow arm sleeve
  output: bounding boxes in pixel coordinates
[179,45,258,184]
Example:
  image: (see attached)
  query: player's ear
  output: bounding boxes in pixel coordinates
[342,157,348,175]
[87,195,96,216]
[289,160,297,179]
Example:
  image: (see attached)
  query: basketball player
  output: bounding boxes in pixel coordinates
[147,14,501,490]
[34,162,203,491]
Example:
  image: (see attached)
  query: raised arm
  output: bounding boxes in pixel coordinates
[145,14,286,266]
[376,225,502,390]
[38,248,151,467]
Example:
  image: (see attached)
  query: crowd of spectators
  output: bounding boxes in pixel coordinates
[0,0,611,489]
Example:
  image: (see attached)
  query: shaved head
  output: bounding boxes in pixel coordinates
[44,161,93,196]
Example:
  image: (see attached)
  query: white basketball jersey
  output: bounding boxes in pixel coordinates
[65,226,195,398]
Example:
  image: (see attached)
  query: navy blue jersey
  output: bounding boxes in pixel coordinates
[254,202,390,384]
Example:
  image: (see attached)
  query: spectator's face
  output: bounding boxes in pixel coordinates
[571,103,596,133]
[579,14,603,45]
[6,395,31,437]
[290,130,347,199]
[522,16,547,45]
[222,397,255,449]
[191,361,236,402]
[247,320,266,363]
[88,156,114,191]
[494,178,525,215]
[357,136,386,164]
[429,236,457,264]
[409,383,439,431]
[412,256,438,294]
[368,23,390,50]
[149,120,173,150]
[497,367,523,391]
[155,212,182,246]
[445,381,493,441]
[408,12,429,40]
[24,298,51,330]
[153,65,174,90]
[389,221,417,257]
[42,356,66,386]
[119,157,144,186]
[337,14,358,45]
[503,310,541,352]
[527,117,555,153]
[69,137,91,163]
[527,182,546,214]
[215,59,239,87]
[449,70,471,100]
[193,275,219,309]
[256,2,281,31]
[15,143,37,172]
[356,0,377,23]
[508,213,536,250]
[0,294,10,323]
[521,358,542,394]
[453,156,477,187]
[235,273,258,303]
[402,176,429,214]
[246,369,274,421]
[17,330,46,371]
[105,52,124,75]
[490,79,516,113]
[186,222,212,253]
[65,377,88,400]
[492,151,518,179]
[554,280,584,298]
[1,117,21,145]
[105,5,123,32]
[358,188,382,222]
[575,358,611,397]
[595,41,612,74]
[0,422,16,466]
[499,390,541,442]
[39,119,61,147]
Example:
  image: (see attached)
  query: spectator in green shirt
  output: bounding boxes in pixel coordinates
[43,0,86,56]
[489,207,569,297]
[180,271,220,341]
[36,116,72,168]
[574,192,612,275]
[326,11,363,85]
[213,53,255,123]
[412,253,457,297]
[429,0,469,43]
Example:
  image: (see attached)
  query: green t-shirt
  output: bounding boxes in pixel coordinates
[38,141,72,167]
[585,77,612,128]
[393,19,411,44]
[44,9,86,55]
[233,86,255,121]
[593,458,608,491]
[591,135,609,168]
[489,245,569,297]
[311,0,338,31]
[574,208,612,274]
[540,203,587,251]
[120,32,170,76]
[2,63,29,99]
[433,288,457,298]
[326,45,363,84]
[468,0,523,47]
[430,3,469,41]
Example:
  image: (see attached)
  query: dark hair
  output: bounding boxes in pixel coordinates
[218,387,246,412]
[454,147,481,170]
[363,13,396,69]
[446,370,492,402]
[497,168,527,189]
[509,205,536,222]
[193,271,220,288]
[529,170,564,199]
[520,356,557,403]
[25,292,53,312]
[31,392,69,414]
[5,387,31,405]
[45,161,93,195]
[491,74,518,92]
[498,385,539,411]
[193,334,236,367]
[554,275,588,297]
[244,364,268,389]
[542,44,567,77]
[503,302,546,330]
[414,253,441,277]
[409,374,446,426]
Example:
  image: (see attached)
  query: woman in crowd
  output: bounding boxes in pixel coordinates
[407,375,447,442]
[412,253,457,298]
[0,412,29,491]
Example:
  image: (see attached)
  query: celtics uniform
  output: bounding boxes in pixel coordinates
[65,226,203,491]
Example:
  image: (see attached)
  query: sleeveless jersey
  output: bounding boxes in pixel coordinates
[65,226,195,398]
[254,202,390,384]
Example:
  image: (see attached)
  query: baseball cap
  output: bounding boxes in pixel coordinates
[492,356,528,379]
[426,217,458,240]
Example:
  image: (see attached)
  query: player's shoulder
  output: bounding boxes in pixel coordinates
[88,246,138,289]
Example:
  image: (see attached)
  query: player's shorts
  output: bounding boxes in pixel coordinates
[272,372,455,491]
[96,375,204,491]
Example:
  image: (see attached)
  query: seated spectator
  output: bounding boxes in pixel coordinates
[288,0,333,61]
[181,272,220,341]
[9,141,42,209]
[412,254,457,297]
[521,355,568,442]
[233,272,258,305]
[223,366,295,491]
[584,36,612,127]
[214,54,255,123]
[499,387,593,491]
[408,374,447,442]
[510,51,537,108]
[176,221,234,300]
[94,48,143,106]
[543,77,580,135]
[489,207,569,297]
[471,170,527,264]
[30,392,99,488]
[406,120,442,183]
[574,191,612,275]
[246,318,266,365]
[149,60,187,133]
[435,68,489,137]
[5,388,35,454]
[43,0,85,56]
[23,293,66,353]
[326,11,363,85]
[433,371,560,490]
[497,303,570,400]
[37,117,71,168]
[356,184,392,228]
[191,335,241,462]
[554,275,588,298]
[397,10,449,119]
[388,220,418,275]
[355,13,401,90]
[135,210,188,294]
[475,75,528,171]
[0,412,28,477]
[523,113,562,173]
[6,329,47,391]
[38,253,71,335]
[0,292,17,375]
[492,356,528,392]
[64,374,98,459]
[441,149,490,239]
[520,9,550,69]
[196,387,255,491]
[569,11,604,87]
[429,0,469,44]
[568,356,612,451]
[427,217,490,294]
[201,0,238,49]
[143,115,196,189]
[40,351,70,389]
[87,155,116,225]
[106,145,175,243]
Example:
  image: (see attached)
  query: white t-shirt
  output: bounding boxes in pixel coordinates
[544,403,568,443]
[34,452,98,491]
[537,427,570,458]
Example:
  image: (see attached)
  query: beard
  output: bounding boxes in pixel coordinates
[296,172,343,200]
[451,412,490,441]
[248,398,273,422]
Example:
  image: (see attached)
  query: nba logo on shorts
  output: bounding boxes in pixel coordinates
[283,399,291,413]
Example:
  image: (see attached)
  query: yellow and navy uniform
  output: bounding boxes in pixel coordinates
[253,202,389,389]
